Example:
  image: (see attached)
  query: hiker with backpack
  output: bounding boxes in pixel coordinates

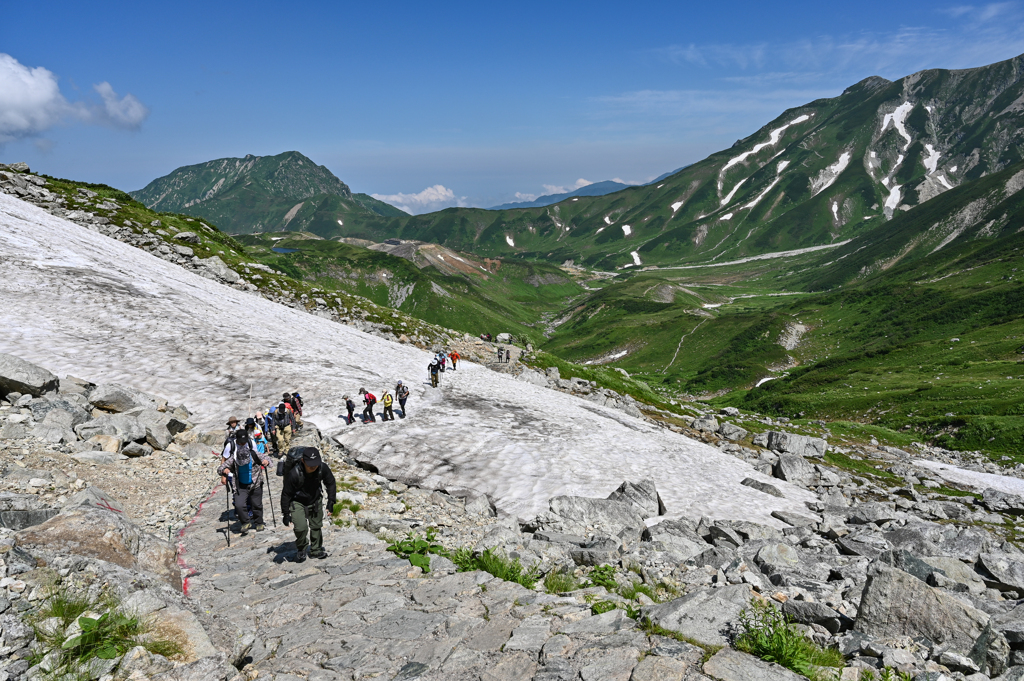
[505,348,511,363]
[449,350,460,370]
[343,394,356,424]
[218,428,271,535]
[497,346,505,363]
[274,402,294,451]
[280,446,337,562]
[224,416,240,444]
[380,390,394,421]
[428,359,440,388]
[359,388,377,422]
[396,380,409,417]
[258,409,278,456]
[288,392,304,430]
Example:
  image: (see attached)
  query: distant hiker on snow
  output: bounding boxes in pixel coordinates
[505,348,511,363]
[281,446,337,562]
[429,358,441,388]
[497,346,505,363]
[449,350,460,370]
[396,380,410,416]
[343,394,356,424]
[381,390,394,421]
[219,428,271,535]
[359,387,377,422]
[284,392,303,430]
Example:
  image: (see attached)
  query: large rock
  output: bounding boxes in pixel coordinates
[979,553,1024,594]
[517,369,548,387]
[719,423,749,441]
[136,409,184,450]
[783,600,843,634]
[75,412,146,445]
[643,519,711,561]
[16,488,180,590]
[856,563,1003,669]
[982,488,1024,515]
[767,431,826,458]
[0,353,58,397]
[88,383,157,413]
[641,584,752,647]
[200,256,241,283]
[773,454,817,487]
[0,492,58,530]
[702,647,805,681]
[692,417,719,433]
[544,495,646,539]
[606,479,666,518]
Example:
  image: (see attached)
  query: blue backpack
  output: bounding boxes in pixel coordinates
[233,440,254,486]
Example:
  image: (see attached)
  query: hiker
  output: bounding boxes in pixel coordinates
[284,392,303,430]
[359,388,377,422]
[258,409,278,456]
[436,351,447,372]
[429,358,440,388]
[224,416,240,444]
[248,417,270,457]
[344,394,356,424]
[218,428,271,534]
[281,447,337,562]
[291,391,304,429]
[396,380,409,416]
[275,402,294,451]
[449,350,460,370]
[381,389,394,421]
[497,346,504,363]
[505,348,511,363]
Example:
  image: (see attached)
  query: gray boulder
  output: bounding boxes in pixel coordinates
[122,442,154,458]
[136,409,180,450]
[75,412,146,445]
[783,600,844,634]
[773,454,817,487]
[200,256,241,283]
[0,353,58,397]
[693,416,719,433]
[517,369,548,387]
[719,423,749,441]
[643,519,711,561]
[742,478,784,498]
[857,564,1002,667]
[641,584,753,647]
[0,492,59,530]
[544,495,646,539]
[702,647,805,681]
[173,231,199,244]
[606,479,666,518]
[982,488,1024,515]
[767,431,826,457]
[88,383,157,413]
[465,494,497,517]
[979,553,1024,594]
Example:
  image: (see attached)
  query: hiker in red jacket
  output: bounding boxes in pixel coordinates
[359,387,377,422]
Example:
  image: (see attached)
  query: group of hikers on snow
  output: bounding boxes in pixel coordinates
[342,381,410,423]
[428,349,460,387]
[216,391,336,561]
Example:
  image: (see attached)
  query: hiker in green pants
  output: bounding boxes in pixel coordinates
[280,447,337,562]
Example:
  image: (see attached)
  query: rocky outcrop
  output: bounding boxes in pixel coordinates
[0,353,58,398]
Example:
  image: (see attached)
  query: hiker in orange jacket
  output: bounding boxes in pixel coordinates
[449,350,460,370]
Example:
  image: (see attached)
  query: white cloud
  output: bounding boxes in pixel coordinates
[0,53,149,145]
[93,82,149,130]
[514,191,537,202]
[371,184,467,215]
[542,178,593,195]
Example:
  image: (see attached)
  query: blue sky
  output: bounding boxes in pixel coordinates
[3,1,1024,212]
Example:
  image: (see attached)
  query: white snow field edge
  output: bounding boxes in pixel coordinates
[0,193,817,525]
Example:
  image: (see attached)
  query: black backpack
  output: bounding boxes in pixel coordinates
[275,410,288,427]
[276,447,304,477]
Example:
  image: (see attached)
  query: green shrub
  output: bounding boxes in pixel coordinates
[619,582,658,602]
[734,600,843,680]
[543,568,579,594]
[472,548,540,589]
[386,528,446,572]
[584,564,618,590]
[332,499,361,515]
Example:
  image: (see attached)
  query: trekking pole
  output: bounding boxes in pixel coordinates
[223,475,232,547]
[264,464,277,527]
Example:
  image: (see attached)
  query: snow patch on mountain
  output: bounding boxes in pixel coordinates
[505,234,515,247]
[721,114,811,176]
[741,179,780,210]
[630,251,642,266]
[622,225,632,236]
[923,144,941,174]
[720,178,747,206]
[882,101,914,150]
[0,193,817,524]
[810,151,851,196]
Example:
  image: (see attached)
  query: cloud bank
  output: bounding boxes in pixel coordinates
[0,53,150,144]
[371,184,467,214]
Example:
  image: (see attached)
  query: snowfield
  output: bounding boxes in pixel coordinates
[0,194,818,524]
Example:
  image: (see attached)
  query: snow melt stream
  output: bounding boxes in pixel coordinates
[0,194,816,525]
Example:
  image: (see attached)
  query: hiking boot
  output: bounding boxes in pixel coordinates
[240,523,251,535]
[310,549,328,560]
[294,550,307,563]
[255,524,265,532]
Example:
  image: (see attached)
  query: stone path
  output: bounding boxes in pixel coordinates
[180,484,712,681]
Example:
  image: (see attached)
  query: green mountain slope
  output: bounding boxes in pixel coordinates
[130,151,402,234]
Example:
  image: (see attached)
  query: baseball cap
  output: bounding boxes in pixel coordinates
[301,448,322,465]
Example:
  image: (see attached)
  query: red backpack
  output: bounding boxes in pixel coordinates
[365,393,376,405]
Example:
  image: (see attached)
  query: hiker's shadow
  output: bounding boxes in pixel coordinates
[267,541,298,564]
[219,510,236,522]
